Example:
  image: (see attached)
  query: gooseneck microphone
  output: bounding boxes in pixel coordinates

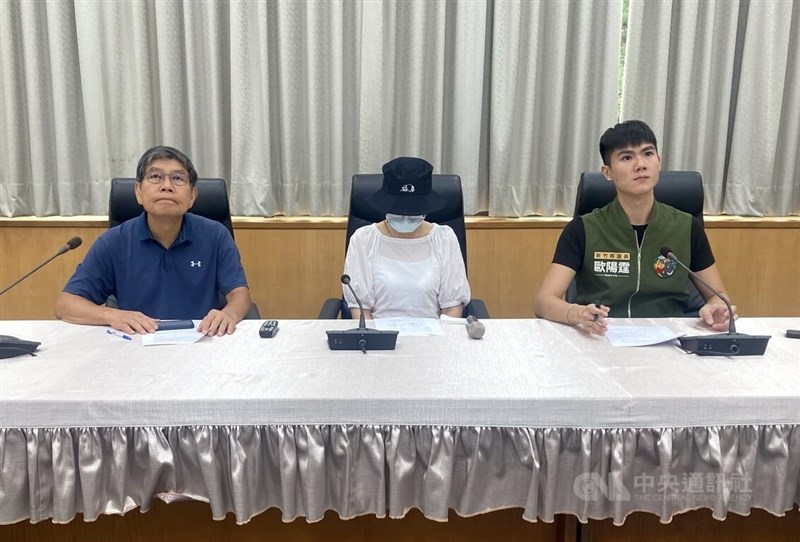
[466,315,486,339]
[325,274,398,353]
[59,236,83,254]
[0,237,83,359]
[660,246,769,356]
[660,247,737,334]
[1,237,83,296]
[341,274,367,330]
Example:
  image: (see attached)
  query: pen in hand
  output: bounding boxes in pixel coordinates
[593,298,603,322]
[106,329,133,341]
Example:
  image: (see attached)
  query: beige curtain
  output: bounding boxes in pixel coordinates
[227,0,492,216]
[488,0,622,216]
[0,0,234,216]
[622,0,799,216]
[2,0,795,217]
[0,0,622,217]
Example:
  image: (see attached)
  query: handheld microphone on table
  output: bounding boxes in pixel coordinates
[660,246,770,356]
[465,315,485,339]
[0,237,83,359]
[326,274,398,353]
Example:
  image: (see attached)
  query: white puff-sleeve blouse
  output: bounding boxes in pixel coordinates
[342,223,471,319]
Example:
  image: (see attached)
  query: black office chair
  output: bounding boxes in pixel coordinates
[109,178,236,235]
[107,178,260,318]
[570,170,705,314]
[319,174,489,319]
[574,171,704,225]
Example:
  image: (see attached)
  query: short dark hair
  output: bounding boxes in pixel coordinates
[599,120,658,166]
[136,145,198,187]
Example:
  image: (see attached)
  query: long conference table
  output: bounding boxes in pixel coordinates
[0,318,798,537]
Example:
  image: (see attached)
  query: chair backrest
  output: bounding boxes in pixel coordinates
[105,177,258,315]
[108,178,235,237]
[571,170,706,314]
[347,174,469,271]
[574,170,704,224]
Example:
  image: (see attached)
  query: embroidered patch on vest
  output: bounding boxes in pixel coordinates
[592,252,631,276]
[653,255,676,278]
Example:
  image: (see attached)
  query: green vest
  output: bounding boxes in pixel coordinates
[577,198,692,317]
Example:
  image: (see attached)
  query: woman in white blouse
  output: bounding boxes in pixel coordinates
[343,156,471,319]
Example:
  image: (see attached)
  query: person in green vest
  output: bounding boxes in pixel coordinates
[534,120,737,335]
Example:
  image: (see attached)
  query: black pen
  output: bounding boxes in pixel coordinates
[593,297,603,321]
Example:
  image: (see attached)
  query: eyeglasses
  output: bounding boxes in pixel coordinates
[143,170,190,186]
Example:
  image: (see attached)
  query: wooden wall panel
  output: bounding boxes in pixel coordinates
[467,227,563,318]
[583,507,800,542]
[1,219,798,320]
[0,503,560,542]
[234,228,345,319]
[0,226,105,321]
[705,227,800,317]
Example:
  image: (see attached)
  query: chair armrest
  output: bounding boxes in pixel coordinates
[464,299,490,319]
[319,298,344,319]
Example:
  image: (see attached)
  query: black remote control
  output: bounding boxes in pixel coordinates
[259,320,279,338]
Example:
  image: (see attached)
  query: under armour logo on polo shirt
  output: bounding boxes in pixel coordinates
[190,261,202,268]
[400,184,415,193]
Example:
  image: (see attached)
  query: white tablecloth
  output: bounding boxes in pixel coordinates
[1,318,798,524]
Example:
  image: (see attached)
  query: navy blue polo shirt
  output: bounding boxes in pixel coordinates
[64,212,248,319]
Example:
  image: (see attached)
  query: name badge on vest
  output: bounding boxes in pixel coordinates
[653,255,677,278]
[592,251,631,277]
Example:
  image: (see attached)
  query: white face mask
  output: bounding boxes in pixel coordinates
[386,213,425,233]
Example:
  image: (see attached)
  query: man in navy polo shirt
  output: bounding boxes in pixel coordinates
[55,146,251,336]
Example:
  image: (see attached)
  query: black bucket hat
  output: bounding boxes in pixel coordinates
[366,157,446,216]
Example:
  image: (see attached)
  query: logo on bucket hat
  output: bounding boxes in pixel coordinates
[366,157,445,216]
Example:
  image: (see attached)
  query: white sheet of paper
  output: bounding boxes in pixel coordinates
[605,325,680,347]
[141,328,206,346]
[373,317,446,336]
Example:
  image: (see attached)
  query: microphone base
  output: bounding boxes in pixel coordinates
[326,328,398,351]
[678,333,770,356]
[0,335,41,359]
